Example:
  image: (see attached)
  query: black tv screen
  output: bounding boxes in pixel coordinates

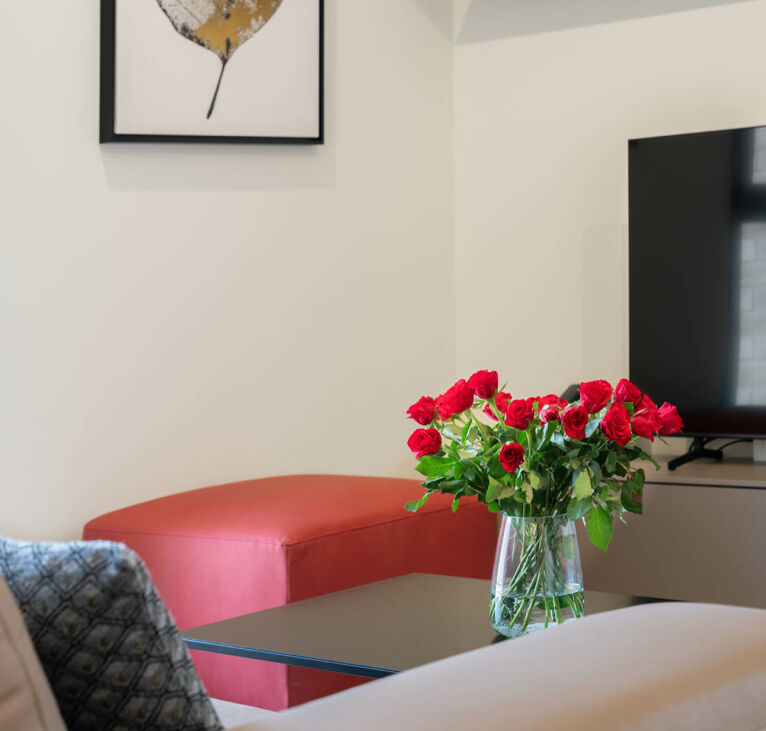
[629,126,766,439]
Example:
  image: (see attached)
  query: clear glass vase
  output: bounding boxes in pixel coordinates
[490,514,584,638]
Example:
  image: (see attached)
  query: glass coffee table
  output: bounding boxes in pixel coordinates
[182,573,661,679]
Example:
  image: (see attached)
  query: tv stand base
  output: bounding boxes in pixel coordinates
[755,440,766,464]
[668,437,724,471]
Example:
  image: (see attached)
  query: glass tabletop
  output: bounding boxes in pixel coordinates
[182,573,663,678]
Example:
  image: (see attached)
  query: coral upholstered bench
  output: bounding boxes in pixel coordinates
[82,474,497,711]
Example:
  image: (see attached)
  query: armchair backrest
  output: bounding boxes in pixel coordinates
[0,574,66,731]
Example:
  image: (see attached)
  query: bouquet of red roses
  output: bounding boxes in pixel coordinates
[405,370,682,552]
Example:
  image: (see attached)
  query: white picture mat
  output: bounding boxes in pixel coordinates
[114,0,320,138]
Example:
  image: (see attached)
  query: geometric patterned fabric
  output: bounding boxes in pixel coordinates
[0,537,222,731]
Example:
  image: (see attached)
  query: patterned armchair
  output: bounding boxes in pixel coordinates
[0,537,222,731]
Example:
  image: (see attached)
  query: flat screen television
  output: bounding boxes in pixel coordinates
[629,125,766,442]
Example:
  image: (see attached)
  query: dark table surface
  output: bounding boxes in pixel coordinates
[182,573,662,678]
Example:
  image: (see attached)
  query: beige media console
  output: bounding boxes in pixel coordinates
[579,458,766,608]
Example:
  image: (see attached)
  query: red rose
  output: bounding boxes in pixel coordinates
[539,394,568,410]
[483,392,512,421]
[657,402,684,435]
[498,442,525,473]
[614,378,642,405]
[561,404,588,440]
[579,380,613,413]
[504,399,534,429]
[496,392,512,413]
[600,403,632,446]
[407,428,442,458]
[539,405,561,424]
[630,397,661,440]
[467,370,498,399]
[406,396,435,426]
[638,394,657,412]
[630,410,659,441]
[435,379,474,420]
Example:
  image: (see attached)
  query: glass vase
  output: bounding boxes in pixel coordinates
[490,513,584,638]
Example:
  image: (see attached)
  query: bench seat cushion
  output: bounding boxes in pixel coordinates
[83,474,498,710]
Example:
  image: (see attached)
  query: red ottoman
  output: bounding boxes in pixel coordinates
[83,474,497,710]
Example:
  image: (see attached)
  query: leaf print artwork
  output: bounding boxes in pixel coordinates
[156,0,284,118]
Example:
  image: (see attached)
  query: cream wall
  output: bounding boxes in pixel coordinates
[0,1,455,540]
[6,1,766,541]
[455,0,766,400]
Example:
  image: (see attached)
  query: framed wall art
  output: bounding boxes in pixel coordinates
[100,0,323,144]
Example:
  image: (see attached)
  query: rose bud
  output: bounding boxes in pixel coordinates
[637,393,657,412]
[467,370,499,399]
[504,399,535,429]
[435,379,475,420]
[657,402,684,435]
[498,442,525,473]
[539,394,568,410]
[496,392,512,414]
[614,378,642,405]
[406,396,436,426]
[630,396,661,440]
[600,402,632,446]
[407,428,442,458]
[630,409,660,440]
[484,391,513,421]
[561,404,588,440]
[539,405,561,424]
[578,379,613,413]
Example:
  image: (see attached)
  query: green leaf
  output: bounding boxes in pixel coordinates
[443,424,462,441]
[573,470,593,500]
[438,479,465,493]
[646,453,661,470]
[586,507,614,552]
[460,420,471,446]
[488,458,507,480]
[551,432,566,450]
[589,461,603,487]
[585,417,602,438]
[459,458,477,480]
[621,485,643,514]
[486,479,514,502]
[404,492,432,512]
[415,456,454,478]
[451,495,460,513]
[536,422,556,451]
[472,464,490,489]
[518,481,533,504]
[528,472,541,490]
[605,451,617,474]
[567,497,591,521]
[487,501,500,513]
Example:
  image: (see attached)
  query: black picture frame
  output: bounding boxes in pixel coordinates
[99,0,324,144]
